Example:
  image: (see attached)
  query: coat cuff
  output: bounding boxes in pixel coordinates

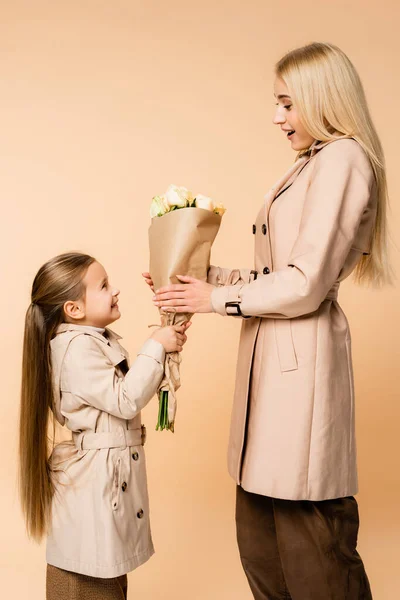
[210,285,245,316]
[137,338,166,365]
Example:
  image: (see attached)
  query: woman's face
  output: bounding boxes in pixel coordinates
[273,77,315,152]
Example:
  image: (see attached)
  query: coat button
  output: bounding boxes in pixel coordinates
[262,224,267,235]
[263,267,270,274]
[121,481,127,492]
[137,509,144,519]
[132,452,139,461]
[252,224,256,234]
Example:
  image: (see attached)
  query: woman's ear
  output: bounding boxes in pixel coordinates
[63,300,85,322]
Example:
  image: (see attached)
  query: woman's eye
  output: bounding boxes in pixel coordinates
[284,105,292,110]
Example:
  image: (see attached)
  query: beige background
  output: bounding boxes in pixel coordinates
[1,1,399,598]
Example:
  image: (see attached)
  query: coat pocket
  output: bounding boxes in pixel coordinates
[111,457,122,511]
[274,319,298,372]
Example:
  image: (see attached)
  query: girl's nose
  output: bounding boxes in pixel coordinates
[113,287,120,297]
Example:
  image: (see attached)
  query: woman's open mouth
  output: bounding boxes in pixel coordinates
[287,130,295,138]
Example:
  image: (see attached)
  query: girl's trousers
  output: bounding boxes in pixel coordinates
[46,565,128,600]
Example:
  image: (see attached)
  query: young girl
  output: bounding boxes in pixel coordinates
[19,252,191,600]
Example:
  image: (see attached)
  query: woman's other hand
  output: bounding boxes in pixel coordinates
[142,272,154,293]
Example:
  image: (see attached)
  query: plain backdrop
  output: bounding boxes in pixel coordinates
[1,1,399,598]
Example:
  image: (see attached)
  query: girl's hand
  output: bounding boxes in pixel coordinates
[152,275,214,314]
[142,272,155,293]
[151,322,192,353]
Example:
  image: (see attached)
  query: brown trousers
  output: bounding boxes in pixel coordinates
[46,565,128,600]
[236,485,372,600]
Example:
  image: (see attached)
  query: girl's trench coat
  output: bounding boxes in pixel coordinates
[47,324,165,578]
[208,137,377,501]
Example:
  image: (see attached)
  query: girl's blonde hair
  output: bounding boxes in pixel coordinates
[19,252,95,541]
[275,42,392,287]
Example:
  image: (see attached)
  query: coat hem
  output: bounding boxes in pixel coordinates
[236,477,358,501]
[46,545,155,579]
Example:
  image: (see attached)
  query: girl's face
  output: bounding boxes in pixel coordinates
[64,261,121,328]
[273,77,315,151]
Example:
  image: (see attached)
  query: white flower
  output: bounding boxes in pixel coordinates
[164,185,193,209]
[150,195,169,218]
[213,203,226,216]
[194,194,214,211]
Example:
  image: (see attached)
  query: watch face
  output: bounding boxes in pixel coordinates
[225,302,241,316]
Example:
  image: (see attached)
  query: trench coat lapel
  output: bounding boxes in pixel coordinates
[261,154,311,268]
[262,137,354,256]
[105,329,130,365]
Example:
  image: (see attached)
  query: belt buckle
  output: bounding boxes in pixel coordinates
[141,425,147,446]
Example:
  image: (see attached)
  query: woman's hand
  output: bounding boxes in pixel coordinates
[152,275,214,314]
[142,272,155,293]
[151,322,192,353]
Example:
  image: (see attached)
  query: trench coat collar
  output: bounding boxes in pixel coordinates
[56,323,122,343]
[265,135,355,203]
[54,323,128,364]
[306,135,354,158]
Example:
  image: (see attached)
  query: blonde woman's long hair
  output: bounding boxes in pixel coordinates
[276,42,392,287]
[19,252,95,541]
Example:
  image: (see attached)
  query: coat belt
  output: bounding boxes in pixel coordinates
[72,426,146,450]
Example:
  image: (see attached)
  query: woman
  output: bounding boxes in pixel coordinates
[145,42,391,599]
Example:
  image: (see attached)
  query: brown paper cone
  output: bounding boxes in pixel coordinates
[149,207,222,427]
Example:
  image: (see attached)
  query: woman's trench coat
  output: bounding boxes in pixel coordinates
[208,137,377,501]
[47,323,165,578]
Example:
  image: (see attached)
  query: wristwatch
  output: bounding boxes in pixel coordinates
[225,301,251,318]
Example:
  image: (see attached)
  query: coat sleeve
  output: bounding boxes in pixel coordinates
[207,265,252,286]
[61,335,165,419]
[211,140,375,319]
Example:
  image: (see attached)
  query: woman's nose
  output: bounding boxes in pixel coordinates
[273,107,286,125]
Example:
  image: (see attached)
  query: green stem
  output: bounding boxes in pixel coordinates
[156,390,172,432]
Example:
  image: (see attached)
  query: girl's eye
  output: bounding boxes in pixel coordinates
[102,282,107,289]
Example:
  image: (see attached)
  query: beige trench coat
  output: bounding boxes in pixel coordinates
[47,323,165,578]
[208,138,377,501]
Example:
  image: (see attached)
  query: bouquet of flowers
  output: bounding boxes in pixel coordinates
[149,184,226,432]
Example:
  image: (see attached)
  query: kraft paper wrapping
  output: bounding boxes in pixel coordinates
[148,207,222,427]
